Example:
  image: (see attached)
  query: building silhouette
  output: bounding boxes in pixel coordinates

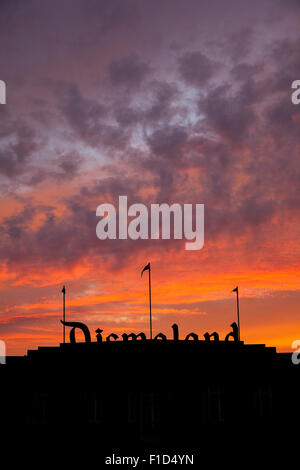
[1,328,299,450]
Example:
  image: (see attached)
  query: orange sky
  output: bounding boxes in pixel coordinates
[1,0,300,357]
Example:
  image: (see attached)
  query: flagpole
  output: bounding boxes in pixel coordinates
[148,267,152,340]
[62,286,66,344]
[231,286,241,341]
[141,263,152,340]
[236,288,240,341]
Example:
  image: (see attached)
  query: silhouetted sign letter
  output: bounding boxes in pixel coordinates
[95,328,103,343]
[185,333,198,341]
[106,333,118,341]
[204,332,219,342]
[61,320,91,343]
[225,322,238,342]
[154,333,167,341]
[122,333,146,341]
[172,323,179,341]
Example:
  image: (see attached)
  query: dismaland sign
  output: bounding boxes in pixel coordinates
[60,321,239,344]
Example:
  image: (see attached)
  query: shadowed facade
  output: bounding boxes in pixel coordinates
[1,333,298,448]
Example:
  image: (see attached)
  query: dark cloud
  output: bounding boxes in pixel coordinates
[114,81,178,129]
[222,28,253,62]
[230,62,264,82]
[198,80,257,143]
[58,82,130,150]
[144,81,179,123]
[146,125,188,159]
[58,84,105,142]
[108,54,150,88]
[265,99,300,134]
[269,36,300,94]
[0,121,37,178]
[57,152,82,177]
[0,0,299,281]
[177,51,216,86]
[0,107,85,190]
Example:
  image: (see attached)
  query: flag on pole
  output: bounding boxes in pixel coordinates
[141,262,150,277]
[141,262,152,339]
[61,285,66,344]
[231,286,240,341]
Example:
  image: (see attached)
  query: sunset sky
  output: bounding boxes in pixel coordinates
[0,0,300,355]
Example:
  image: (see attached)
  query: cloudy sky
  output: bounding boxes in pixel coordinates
[0,0,300,355]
